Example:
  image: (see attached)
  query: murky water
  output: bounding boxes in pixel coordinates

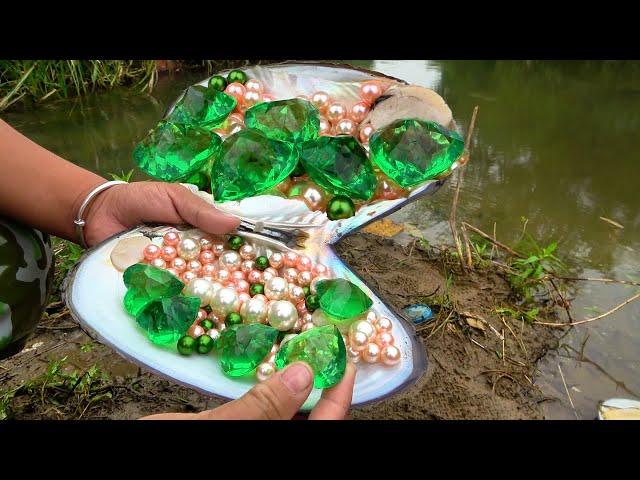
[3,61,639,419]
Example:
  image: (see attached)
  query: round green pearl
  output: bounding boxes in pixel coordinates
[208,75,227,91]
[228,235,244,251]
[305,294,320,312]
[200,319,214,331]
[196,334,215,354]
[227,70,248,85]
[225,312,243,327]
[326,195,356,220]
[249,283,264,296]
[255,256,269,271]
[177,335,196,355]
[302,286,311,297]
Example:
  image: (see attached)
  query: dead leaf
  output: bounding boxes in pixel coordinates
[465,317,486,331]
[362,219,404,238]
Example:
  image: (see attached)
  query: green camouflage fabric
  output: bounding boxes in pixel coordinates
[0,217,54,358]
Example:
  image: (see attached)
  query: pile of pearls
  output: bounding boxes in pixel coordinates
[343,311,401,366]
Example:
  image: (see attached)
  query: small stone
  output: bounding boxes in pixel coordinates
[218,324,279,377]
[110,236,152,272]
[167,85,237,128]
[136,296,200,345]
[274,324,346,388]
[315,279,373,320]
[122,264,185,316]
[402,303,434,325]
[245,99,320,142]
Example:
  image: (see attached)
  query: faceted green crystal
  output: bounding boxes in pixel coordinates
[218,324,279,377]
[135,296,200,345]
[300,136,377,200]
[369,119,464,188]
[315,279,373,320]
[274,325,346,388]
[167,85,236,128]
[123,263,185,316]
[133,121,222,182]
[211,129,299,201]
[245,99,320,142]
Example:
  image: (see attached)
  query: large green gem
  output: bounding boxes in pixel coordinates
[315,279,373,320]
[122,263,185,316]
[244,99,320,143]
[274,325,346,388]
[167,85,236,128]
[211,129,299,201]
[299,136,377,200]
[135,296,200,345]
[133,121,222,182]
[369,119,464,188]
[218,324,279,377]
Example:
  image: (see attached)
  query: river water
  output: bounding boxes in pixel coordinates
[3,60,639,419]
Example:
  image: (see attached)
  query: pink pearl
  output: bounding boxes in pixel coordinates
[160,246,177,262]
[239,244,256,260]
[202,263,218,277]
[289,284,305,302]
[231,270,246,282]
[187,260,202,276]
[311,91,331,113]
[199,237,213,250]
[261,270,275,283]
[163,232,180,247]
[228,113,244,125]
[262,94,275,102]
[283,267,299,283]
[376,331,395,347]
[297,271,313,287]
[150,257,166,269]
[301,322,315,332]
[366,311,378,324]
[269,252,284,269]
[302,313,313,324]
[351,101,369,123]
[196,309,207,322]
[212,243,225,257]
[228,122,244,135]
[296,301,308,316]
[182,271,197,283]
[380,345,401,366]
[224,282,236,289]
[350,331,369,351]
[243,90,262,107]
[319,116,331,136]
[208,312,220,322]
[217,269,231,283]
[172,257,187,273]
[362,343,381,363]
[326,102,347,123]
[377,317,393,332]
[284,251,298,268]
[312,263,328,276]
[188,325,205,338]
[359,124,375,144]
[238,292,251,306]
[236,279,250,293]
[360,81,383,104]
[241,260,255,274]
[263,267,277,278]
[309,275,328,294]
[218,322,227,332]
[247,270,262,284]
[225,82,246,103]
[245,78,264,93]
[199,250,215,265]
[166,267,179,278]
[295,255,312,271]
[334,118,356,136]
[143,244,161,261]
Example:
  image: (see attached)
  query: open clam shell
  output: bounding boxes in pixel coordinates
[65,63,462,410]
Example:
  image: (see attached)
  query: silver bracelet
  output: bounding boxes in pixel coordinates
[74,180,127,248]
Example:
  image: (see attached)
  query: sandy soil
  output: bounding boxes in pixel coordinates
[0,233,560,420]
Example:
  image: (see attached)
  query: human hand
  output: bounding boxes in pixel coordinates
[81,181,240,247]
[141,361,356,420]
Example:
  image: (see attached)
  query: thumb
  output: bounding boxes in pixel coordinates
[198,362,314,420]
[166,183,240,234]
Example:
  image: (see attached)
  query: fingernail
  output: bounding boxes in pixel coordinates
[281,363,313,393]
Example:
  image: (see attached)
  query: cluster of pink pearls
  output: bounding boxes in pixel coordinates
[344,311,401,366]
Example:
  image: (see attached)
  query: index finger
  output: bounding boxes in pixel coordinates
[308,362,356,420]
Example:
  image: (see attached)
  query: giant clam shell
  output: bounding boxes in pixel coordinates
[65,62,462,410]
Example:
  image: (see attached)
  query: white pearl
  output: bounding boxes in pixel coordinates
[208,281,223,301]
[183,278,213,307]
[239,297,268,324]
[311,309,330,327]
[177,238,200,261]
[267,300,299,331]
[350,331,369,351]
[281,333,298,345]
[239,244,256,260]
[347,346,361,363]
[349,320,376,341]
[256,362,275,382]
[208,328,220,342]
[219,250,241,272]
[265,276,288,301]
[210,287,240,317]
